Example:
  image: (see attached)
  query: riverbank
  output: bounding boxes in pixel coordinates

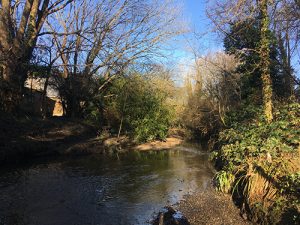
[177,185,251,225]
[0,116,253,224]
[0,116,184,165]
[0,116,96,164]
[210,102,300,224]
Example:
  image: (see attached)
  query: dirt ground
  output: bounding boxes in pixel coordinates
[0,116,98,164]
[134,137,183,151]
[0,116,185,165]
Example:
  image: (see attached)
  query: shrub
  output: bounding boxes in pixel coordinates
[86,74,174,142]
[212,101,300,224]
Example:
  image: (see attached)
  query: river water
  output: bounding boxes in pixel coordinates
[0,145,214,225]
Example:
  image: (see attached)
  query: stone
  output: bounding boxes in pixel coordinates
[152,206,190,225]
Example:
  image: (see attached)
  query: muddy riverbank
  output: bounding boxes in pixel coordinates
[0,116,184,165]
[177,185,251,225]
[0,117,248,225]
[0,116,97,164]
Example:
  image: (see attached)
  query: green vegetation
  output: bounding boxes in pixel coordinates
[212,101,300,224]
[0,0,182,144]
[96,73,176,143]
[202,1,300,223]
[180,1,300,224]
[0,0,299,224]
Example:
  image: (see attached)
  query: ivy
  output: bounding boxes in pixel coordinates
[212,101,300,223]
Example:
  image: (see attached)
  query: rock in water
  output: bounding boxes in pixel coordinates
[152,206,190,225]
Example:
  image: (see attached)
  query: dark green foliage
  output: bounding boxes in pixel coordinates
[98,74,174,143]
[121,75,172,142]
[224,19,261,102]
[83,98,104,127]
[224,19,285,100]
[212,101,300,224]
[216,102,299,169]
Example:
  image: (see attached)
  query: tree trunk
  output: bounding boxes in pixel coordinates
[41,75,50,118]
[1,57,27,111]
[284,28,294,96]
[2,60,17,84]
[259,0,273,123]
[65,89,81,118]
[277,31,293,97]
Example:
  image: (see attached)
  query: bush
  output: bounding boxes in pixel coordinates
[133,111,170,142]
[212,101,300,224]
[124,75,174,142]
[90,74,173,142]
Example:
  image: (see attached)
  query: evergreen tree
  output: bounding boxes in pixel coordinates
[224,18,284,105]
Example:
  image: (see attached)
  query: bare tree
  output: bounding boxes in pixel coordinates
[46,0,183,117]
[272,0,300,95]
[207,0,277,122]
[182,52,240,135]
[0,0,73,107]
[197,52,240,125]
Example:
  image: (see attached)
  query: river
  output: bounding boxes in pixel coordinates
[0,144,214,225]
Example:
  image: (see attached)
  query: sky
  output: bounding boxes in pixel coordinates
[171,0,299,81]
[172,0,223,57]
[183,0,211,38]
[168,0,223,84]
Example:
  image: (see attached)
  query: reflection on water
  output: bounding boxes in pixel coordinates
[0,146,214,225]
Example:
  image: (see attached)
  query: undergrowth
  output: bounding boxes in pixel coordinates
[212,101,300,224]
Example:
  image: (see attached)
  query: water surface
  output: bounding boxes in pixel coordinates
[0,145,214,225]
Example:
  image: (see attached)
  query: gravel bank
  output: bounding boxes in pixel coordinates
[177,185,251,225]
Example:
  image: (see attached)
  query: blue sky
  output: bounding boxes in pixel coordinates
[183,0,207,33]
[165,0,223,81]
[168,0,223,64]
[170,0,299,78]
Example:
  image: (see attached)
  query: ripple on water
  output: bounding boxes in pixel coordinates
[0,148,214,225]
